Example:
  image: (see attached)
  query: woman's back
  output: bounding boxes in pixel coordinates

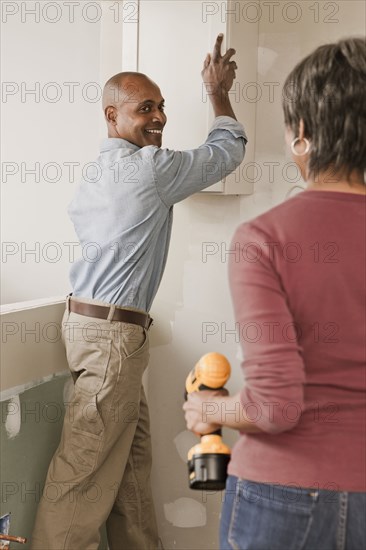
[228,189,366,491]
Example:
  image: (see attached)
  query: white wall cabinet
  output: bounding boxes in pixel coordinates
[100,0,257,194]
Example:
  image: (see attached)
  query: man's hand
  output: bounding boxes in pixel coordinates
[202,34,237,95]
[202,34,238,119]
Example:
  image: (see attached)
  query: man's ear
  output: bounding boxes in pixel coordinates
[105,105,117,124]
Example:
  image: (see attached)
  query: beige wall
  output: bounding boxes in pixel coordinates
[1,7,103,304]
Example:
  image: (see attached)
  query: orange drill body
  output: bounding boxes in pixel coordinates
[185,352,231,490]
[185,352,231,394]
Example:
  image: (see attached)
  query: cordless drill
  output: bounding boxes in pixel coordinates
[185,352,231,490]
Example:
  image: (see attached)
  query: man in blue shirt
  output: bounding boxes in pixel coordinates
[31,34,247,550]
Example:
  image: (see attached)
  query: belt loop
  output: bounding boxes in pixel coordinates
[66,293,72,312]
[107,305,116,321]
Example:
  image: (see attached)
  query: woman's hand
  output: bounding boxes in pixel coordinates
[183,389,228,435]
[184,390,264,435]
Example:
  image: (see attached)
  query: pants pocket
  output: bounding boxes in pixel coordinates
[65,336,113,396]
[52,391,105,480]
[228,480,316,550]
[121,326,148,360]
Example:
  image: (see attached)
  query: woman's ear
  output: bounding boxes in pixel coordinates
[298,119,305,140]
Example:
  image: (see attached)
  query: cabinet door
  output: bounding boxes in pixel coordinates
[138,0,256,195]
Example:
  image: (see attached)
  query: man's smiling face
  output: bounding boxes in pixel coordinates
[105,74,167,148]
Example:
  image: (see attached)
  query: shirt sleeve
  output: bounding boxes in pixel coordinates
[228,221,306,434]
[151,116,247,207]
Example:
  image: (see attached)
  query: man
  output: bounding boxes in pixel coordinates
[31,34,247,550]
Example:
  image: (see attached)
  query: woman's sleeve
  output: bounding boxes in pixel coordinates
[229,222,306,434]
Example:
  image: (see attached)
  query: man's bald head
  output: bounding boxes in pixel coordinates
[102,72,156,110]
[102,71,167,147]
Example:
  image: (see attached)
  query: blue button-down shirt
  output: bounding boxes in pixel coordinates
[68,116,247,311]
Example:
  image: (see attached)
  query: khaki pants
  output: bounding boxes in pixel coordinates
[31,298,159,550]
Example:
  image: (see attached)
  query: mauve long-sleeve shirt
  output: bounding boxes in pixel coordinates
[228,190,366,492]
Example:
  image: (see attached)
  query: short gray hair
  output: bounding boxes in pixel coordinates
[282,37,366,181]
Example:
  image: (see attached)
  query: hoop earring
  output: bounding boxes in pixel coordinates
[291,137,310,156]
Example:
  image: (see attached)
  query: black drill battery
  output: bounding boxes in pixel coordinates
[188,452,231,490]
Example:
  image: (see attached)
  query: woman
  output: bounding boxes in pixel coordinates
[184,37,365,549]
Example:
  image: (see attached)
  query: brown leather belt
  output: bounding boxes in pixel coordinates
[69,299,153,329]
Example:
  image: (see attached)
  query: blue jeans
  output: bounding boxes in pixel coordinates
[220,476,366,550]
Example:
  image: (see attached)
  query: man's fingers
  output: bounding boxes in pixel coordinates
[203,53,211,68]
[222,48,236,63]
[212,33,224,62]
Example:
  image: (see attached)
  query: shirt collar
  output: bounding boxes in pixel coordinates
[100,138,141,153]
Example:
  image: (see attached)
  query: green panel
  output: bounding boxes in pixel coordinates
[1,377,66,547]
[0,377,108,549]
